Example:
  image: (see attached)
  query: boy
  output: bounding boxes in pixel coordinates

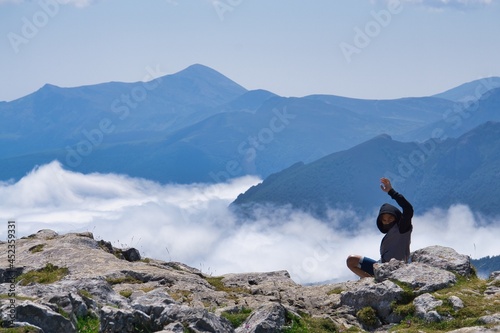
[346,177,414,278]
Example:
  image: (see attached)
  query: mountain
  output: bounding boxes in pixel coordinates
[399,87,500,142]
[1,229,498,333]
[432,76,500,102]
[1,66,499,185]
[0,64,247,158]
[472,255,500,278]
[231,121,500,219]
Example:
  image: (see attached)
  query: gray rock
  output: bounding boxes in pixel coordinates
[340,278,404,322]
[0,267,24,283]
[130,288,176,322]
[159,322,187,332]
[25,229,59,240]
[100,306,154,333]
[2,322,44,333]
[490,271,500,280]
[413,293,443,322]
[446,325,500,332]
[120,247,141,262]
[448,295,464,310]
[485,271,500,297]
[15,301,76,333]
[375,259,457,294]
[411,245,473,277]
[235,303,286,333]
[478,313,500,325]
[160,304,234,333]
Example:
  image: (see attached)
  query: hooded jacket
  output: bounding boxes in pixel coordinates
[377,189,414,263]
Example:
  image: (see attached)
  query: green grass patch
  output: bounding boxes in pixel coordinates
[78,289,92,299]
[15,263,69,286]
[326,287,343,295]
[0,294,36,301]
[105,276,143,285]
[221,307,252,328]
[204,276,250,294]
[170,289,193,303]
[28,244,45,253]
[76,315,100,333]
[356,307,379,330]
[119,289,133,298]
[282,311,338,333]
[388,275,497,332]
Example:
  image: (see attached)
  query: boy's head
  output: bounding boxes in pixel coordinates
[377,203,402,233]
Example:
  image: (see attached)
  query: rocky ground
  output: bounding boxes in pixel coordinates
[0,229,499,332]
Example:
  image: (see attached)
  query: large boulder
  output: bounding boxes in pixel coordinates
[158,304,234,333]
[15,301,76,333]
[411,245,473,277]
[235,303,286,333]
[374,259,457,294]
[413,293,443,323]
[100,306,153,333]
[339,278,404,322]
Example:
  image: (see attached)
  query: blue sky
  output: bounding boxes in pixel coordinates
[1,0,499,102]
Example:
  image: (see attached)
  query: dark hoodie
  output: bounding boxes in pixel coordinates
[377,189,414,263]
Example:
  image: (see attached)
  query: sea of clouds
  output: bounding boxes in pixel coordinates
[1,161,499,284]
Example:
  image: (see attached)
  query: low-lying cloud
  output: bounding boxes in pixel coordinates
[1,161,499,284]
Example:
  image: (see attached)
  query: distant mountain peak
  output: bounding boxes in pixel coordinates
[176,63,217,76]
[38,83,61,92]
[174,64,239,83]
[170,64,247,97]
[375,133,392,140]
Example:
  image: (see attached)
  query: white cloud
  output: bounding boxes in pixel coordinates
[1,161,499,284]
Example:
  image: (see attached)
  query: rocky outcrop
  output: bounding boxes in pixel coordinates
[0,229,499,333]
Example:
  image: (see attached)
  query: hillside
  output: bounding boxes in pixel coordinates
[0,230,499,333]
[231,121,500,218]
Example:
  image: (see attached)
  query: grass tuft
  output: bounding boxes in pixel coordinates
[15,263,69,286]
[28,244,45,253]
[76,315,100,333]
[221,307,252,328]
[282,311,338,333]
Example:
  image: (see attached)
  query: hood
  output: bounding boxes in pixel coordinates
[377,203,402,233]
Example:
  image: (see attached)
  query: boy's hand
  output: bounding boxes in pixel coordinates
[380,177,392,192]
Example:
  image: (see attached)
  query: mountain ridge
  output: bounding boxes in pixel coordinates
[232,121,500,218]
[1,64,500,192]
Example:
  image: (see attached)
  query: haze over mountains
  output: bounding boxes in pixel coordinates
[1,64,500,217]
